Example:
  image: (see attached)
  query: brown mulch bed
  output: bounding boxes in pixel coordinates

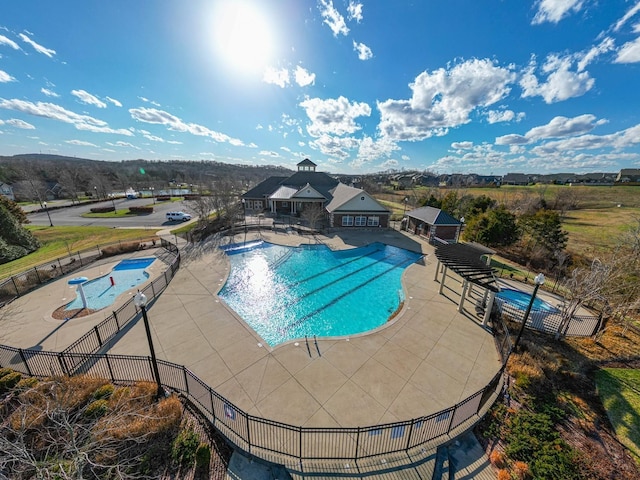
[51,305,99,320]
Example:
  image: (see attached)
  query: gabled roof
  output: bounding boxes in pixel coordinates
[269,185,298,200]
[325,183,389,213]
[407,206,461,226]
[291,183,327,200]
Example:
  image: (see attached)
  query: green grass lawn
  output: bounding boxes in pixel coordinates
[0,226,159,280]
[595,368,640,465]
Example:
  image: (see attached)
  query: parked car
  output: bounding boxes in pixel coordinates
[166,211,192,222]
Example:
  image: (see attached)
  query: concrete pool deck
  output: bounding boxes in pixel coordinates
[109,228,503,429]
[3,228,503,429]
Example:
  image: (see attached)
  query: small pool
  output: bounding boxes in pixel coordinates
[64,257,155,312]
[497,288,559,313]
[219,242,422,346]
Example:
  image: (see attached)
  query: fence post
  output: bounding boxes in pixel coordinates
[151,281,156,298]
[78,252,84,266]
[182,365,189,395]
[11,276,20,296]
[299,426,303,468]
[113,311,120,331]
[94,326,103,347]
[33,267,41,284]
[105,355,115,382]
[246,414,252,454]
[405,420,415,452]
[58,353,69,376]
[18,349,33,376]
[354,426,360,463]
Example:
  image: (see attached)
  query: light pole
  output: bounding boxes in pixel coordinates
[513,273,545,353]
[133,291,164,399]
[110,194,117,213]
[43,201,53,227]
[94,185,98,200]
[150,187,155,204]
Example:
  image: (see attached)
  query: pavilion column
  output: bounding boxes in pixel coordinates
[434,260,441,282]
[438,266,447,295]
[458,280,469,313]
[483,291,496,326]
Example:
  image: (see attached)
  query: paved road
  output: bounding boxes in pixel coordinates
[27,198,195,228]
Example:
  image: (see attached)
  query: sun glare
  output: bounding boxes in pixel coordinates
[212,1,274,75]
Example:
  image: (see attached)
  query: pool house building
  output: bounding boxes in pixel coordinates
[242,159,391,228]
[404,206,463,244]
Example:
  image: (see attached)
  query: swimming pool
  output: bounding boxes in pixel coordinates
[219,242,422,346]
[64,257,155,312]
[497,288,559,312]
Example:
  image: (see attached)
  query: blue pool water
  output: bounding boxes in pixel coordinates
[65,257,155,311]
[219,242,422,346]
[497,288,559,312]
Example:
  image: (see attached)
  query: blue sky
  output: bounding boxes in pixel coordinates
[1,1,640,175]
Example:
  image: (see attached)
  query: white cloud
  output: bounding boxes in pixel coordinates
[259,150,280,157]
[356,136,399,163]
[66,139,98,147]
[129,107,245,146]
[0,98,133,136]
[614,1,640,31]
[6,118,35,129]
[300,96,371,137]
[309,134,359,159]
[106,96,122,107]
[533,123,640,153]
[378,58,515,141]
[71,89,107,108]
[0,70,15,82]
[0,34,20,50]
[41,88,59,97]
[614,37,640,63]
[486,109,525,124]
[263,67,290,87]
[577,37,615,71]
[143,133,165,142]
[379,159,399,170]
[138,96,161,107]
[347,1,364,22]
[532,0,584,25]
[19,33,56,57]
[496,114,605,145]
[520,54,594,103]
[353,41,373,60]
[294,66,315,86]
[451,141,474,149]
[107,141,140,149]
[318,0,349,36]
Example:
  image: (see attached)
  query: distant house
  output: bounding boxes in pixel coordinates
[242,159,390,228]
[404,206,462,244]
[616,169,640,183]
[502,173,530,186]
[0,182,15,201]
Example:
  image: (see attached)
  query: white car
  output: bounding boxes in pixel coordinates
[166,211,192,222]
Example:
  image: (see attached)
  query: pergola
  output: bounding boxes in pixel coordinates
[433,242,500,325]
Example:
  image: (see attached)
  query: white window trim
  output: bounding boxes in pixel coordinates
[342,215,354,226]
[367,216,379,227]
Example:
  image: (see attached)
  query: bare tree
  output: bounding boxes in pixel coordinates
[300,203,326,231]
[56,166,87,204]
[0,377,182,479]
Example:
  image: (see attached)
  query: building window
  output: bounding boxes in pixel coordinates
[282,201,288,207]
[342,215,354,226]
[367,216,379,227]
[355,215,367,227]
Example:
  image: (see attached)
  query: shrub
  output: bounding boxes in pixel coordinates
[195,443,211,471]
[0,371,22,393]
[0,367,15,379]
[101,241,141,257]
[513,460,530,479]
[93,384,115,400]
[128,206,154,214]
[171,425,200,467]
[156,196,170,202]
[90,206,115,213]
[16,377,39,390]
[490,450,506,468]
[497,469,511,480]
[85,399,109,418]
[58,376,110,410]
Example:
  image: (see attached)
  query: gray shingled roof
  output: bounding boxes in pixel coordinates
[407,206,461,225]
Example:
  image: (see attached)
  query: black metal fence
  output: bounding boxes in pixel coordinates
[494,296,600,337]
[0,236,504,470]
[0,236,161,307]
[0,346,503,471]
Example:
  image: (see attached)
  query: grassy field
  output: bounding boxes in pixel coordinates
[0,226,159,280]
[595,368,640,465]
